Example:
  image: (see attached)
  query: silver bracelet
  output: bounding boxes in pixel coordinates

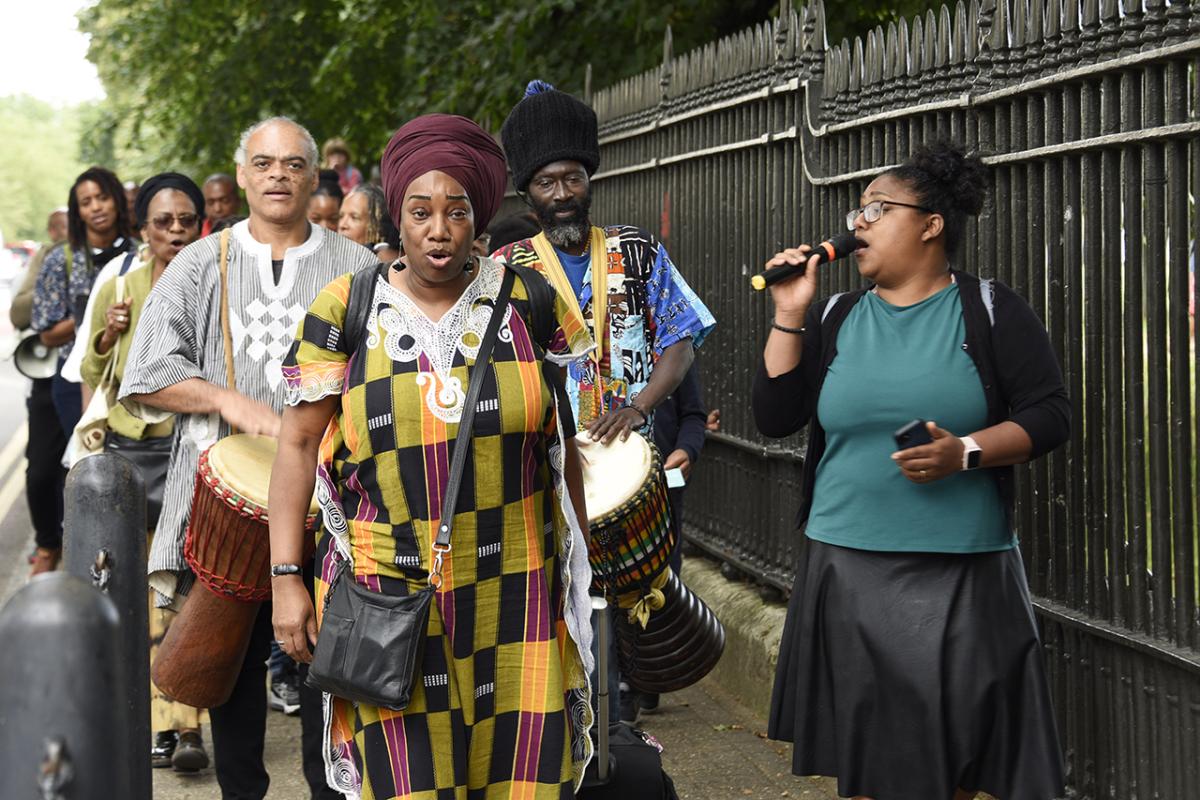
[270,564,302,577]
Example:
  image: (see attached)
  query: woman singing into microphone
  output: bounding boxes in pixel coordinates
[753,141,1069,800]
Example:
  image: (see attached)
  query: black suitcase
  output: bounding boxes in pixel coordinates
[578,597,680,800]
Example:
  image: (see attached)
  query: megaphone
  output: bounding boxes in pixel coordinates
[13,333,59,380]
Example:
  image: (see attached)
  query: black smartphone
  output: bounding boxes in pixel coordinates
[894,419,933,450]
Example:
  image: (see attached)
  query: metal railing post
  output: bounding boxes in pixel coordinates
[0,573,131,799]
[63,452,150,800]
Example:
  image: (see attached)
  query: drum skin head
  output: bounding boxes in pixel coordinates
[207,434,318,515]
[576,432,652,522]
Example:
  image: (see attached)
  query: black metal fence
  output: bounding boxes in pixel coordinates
[554,1,1200,796]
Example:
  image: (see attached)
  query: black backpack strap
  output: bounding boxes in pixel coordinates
[340,262,389,356]
[504,261,556,352]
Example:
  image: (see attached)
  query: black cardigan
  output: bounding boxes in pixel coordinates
[653,361,708,465]
[751,270,1070,530]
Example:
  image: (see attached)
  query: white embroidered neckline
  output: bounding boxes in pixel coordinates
[364,258,511,422]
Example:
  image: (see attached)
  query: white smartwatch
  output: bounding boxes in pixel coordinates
[959,436,982,471]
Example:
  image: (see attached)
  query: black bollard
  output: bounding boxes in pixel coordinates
[63,452,150,800]
[0,573,131,799]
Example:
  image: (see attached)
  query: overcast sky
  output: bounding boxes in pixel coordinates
[0,0,105,105]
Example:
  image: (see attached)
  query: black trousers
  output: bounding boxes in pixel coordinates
[25,378,66,550]
[207,583,338,799]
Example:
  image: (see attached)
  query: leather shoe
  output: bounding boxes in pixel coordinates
[151,731,177,769]
[171,730,209,772]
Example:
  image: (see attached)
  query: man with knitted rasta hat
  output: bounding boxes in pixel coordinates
[495,80,716,725]
[496,80,715,443]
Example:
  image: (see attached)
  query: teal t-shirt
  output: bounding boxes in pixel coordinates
[806,283,1015,553]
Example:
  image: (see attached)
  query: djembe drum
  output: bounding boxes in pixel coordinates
[578,431,725,694]
[578,432,675,597]
[152,434,317,708]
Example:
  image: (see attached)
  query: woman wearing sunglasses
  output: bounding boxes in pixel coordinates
[80,171,211,775]
[754,142,1069,800]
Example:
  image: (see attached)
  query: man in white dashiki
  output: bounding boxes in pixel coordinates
[120,116,376,800]
[494,80,717,724]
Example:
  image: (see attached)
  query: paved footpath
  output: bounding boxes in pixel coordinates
[145,678,841,800]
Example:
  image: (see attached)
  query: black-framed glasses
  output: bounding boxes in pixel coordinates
[845,200,933,230]
[149,213,200,231]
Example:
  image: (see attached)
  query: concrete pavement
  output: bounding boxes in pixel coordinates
[143,679,840,800]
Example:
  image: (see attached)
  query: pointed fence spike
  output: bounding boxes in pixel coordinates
[938,6,953,66]
[956,0,974,62]
[908,15,923,77]
[1012,0,1028,48]
[990,0,1010,52]
[1030,0,1045,43]
[1047,0,1063,38]
[1063,0,1079,31]
[850,36,863,90]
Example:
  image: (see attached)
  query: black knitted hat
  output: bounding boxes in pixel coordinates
[500,80,600,192]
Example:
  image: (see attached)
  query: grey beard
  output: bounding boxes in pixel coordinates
[543,220,589,249]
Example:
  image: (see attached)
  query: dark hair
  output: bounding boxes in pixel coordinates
[315,169,344,201]
[346,184,391,246]
[487,212,542,253]
[67,166,135,251]
[209,215,246,233]
[883,141,987,257]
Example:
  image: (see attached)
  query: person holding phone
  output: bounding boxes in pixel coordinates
[752,141,1069,800]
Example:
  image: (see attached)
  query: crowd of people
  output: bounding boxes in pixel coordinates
[7,77,1071,800]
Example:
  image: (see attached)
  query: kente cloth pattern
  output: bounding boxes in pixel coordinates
[118,221,376,605]
[282,257,596,799]
[493,225,716,426]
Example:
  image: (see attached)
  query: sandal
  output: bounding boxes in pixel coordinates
[29,547,61,576]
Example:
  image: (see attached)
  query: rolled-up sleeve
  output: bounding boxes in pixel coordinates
[646,242,716,356]
[118,251,203,419]
[30,247,69,333]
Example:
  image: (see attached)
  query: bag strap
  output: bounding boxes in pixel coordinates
[117,250,138,277]
[217,229,238,432]
[340,262,390,356]
[504,261,556,352]
[429,267,516,588]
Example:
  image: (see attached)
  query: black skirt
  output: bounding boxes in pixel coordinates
[769,539,1065,800]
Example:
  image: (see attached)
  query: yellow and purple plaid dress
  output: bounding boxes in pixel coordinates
[283,258,595,799]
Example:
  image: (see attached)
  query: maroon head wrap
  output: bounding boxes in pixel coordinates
[380,114,508,237]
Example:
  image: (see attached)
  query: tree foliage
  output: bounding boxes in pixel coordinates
[79,0,933,179]
[0,96,87,242]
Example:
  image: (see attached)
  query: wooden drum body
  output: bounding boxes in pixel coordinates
[578,432,675,597]
[152,435,317,709]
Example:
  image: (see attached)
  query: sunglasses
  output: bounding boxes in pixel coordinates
[149,213,200,231]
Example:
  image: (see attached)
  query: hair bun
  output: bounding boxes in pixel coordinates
[907,141,987,216]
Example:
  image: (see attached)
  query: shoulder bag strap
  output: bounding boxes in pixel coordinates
[218,229,238,432]
[428,267,516,587]
[341,262,389,356]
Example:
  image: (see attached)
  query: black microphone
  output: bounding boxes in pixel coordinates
[750,232,863,290]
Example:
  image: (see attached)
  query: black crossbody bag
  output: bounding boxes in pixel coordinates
[305,266,516,710]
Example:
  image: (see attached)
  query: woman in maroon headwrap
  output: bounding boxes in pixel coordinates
[270,114,596,798]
